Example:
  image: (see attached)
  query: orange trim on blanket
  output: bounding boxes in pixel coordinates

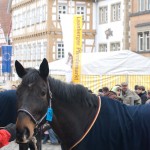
[69,96,101,150]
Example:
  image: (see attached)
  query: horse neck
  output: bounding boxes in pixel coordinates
[48,77,99,149]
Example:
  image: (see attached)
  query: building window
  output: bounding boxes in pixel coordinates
[31,44,35,61]
[42,5,46,22]
[57,43,64,59]
[26,44,31,60]
[138,31,150,51]
[36,42,41,60]
[31,9,35,25]
[18,14,20,29]
[138,33,144,51]
[36,7,41,23]
[22,12,26,28]
[145,32,150,50]
[148,0,150,10]
[76,5,86,21]
[110,42,120,51]
[58,5,68,20]
[111,3,121,21]
[26,10,30,26]
[139,0,150,11]
[99,44,107,52]
[13,15,16,30]
[139,0,145,11]
[19,14,23,29]
[41,41,47,59]
[99,7,108,24]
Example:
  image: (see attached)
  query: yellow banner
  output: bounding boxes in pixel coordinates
[72,15,82,83]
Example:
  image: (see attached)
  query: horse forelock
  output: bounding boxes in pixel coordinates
[22,68,41,86]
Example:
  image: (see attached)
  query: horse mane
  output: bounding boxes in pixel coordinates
[48,77,98,107]
[21,68,98,107]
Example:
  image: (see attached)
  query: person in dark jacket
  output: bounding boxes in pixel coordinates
[137,86,147,104]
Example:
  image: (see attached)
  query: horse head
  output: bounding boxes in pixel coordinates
[15,58,49,143]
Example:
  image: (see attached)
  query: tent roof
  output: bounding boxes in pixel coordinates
[49,50,150,75]
[49,58,72,75]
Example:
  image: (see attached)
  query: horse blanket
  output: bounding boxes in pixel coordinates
[0,90,17,126]
[74,96,150,150]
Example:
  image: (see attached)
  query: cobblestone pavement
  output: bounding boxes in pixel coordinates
[1,141,61,150]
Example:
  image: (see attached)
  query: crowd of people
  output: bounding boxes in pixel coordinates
[97,82,150,105]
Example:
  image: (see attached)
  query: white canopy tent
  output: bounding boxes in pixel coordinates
[49,50,150,75]
[49,58,72,75]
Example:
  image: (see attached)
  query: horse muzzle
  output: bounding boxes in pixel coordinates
[16,115,35,143]
[16,127,30,143]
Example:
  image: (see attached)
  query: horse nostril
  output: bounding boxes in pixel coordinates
[24,127,30,139]
[16,127,30,142]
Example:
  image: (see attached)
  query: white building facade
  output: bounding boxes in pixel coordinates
[94,0,129,52]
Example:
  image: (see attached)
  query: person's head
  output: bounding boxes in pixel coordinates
[98,89,103,96]
[137,86,142,94]
[111,86,121,96]
[121,82,128,92]
[147,90,150,98]
[137,86,145,94]
[134,85,139,91]
[102,87,109,94]
[88,89,93,93]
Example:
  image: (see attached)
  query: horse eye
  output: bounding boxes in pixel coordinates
[41,91,46,96]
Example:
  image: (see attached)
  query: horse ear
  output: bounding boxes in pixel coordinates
[39,58,49,79]
[15,60,26,78]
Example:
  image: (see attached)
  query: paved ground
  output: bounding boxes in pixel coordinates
[1,141,61,150]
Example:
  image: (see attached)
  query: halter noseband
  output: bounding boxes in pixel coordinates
[17,79,52,129]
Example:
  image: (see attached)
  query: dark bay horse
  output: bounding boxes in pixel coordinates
[15,58,150,150]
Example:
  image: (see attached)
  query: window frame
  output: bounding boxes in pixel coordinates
[146,0,150,10]
[111,3,121,22]
[56,42,65,59]
[99,43,107,52]
[41,5,46,22]
[36,7,41,24]
[110,42,120,51]
[138,32,144,51]
[13,15,16,30]
[99,6,108,24]
[26,10,30,27]
[30,9,35,25]
[139,0,145,11]
[76,5,86,21]
[57,4,68,20]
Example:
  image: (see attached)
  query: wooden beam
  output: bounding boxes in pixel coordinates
[47,0,53,62]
